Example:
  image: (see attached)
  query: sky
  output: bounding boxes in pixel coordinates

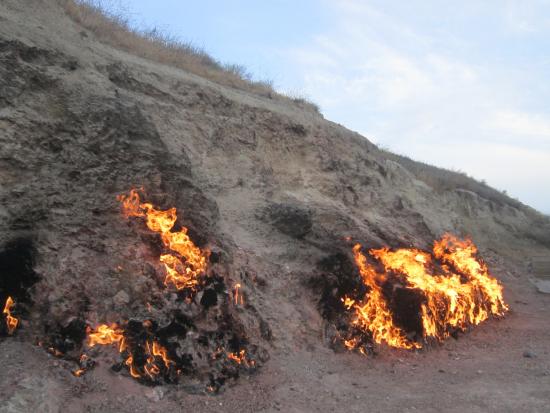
[101,0,550,213]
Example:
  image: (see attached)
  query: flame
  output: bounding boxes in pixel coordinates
[72,369,86,377]
[87,324,124,348]
[227,349,255,367]
[152,341,172,369]
[48,347,64,357]
[346,234,508,351]
[3,296,18,335]
[85,322,175,380]
[233,283,244,306]
[125,355,141,379]
[118,189,208,290]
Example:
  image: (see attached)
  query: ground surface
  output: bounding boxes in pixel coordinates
[0,1,549,412]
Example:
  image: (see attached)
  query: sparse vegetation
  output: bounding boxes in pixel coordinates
[290,96,321,115]
[380,149,525,210]
[57,0,320,114]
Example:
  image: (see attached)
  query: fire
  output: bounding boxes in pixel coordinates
[87,324,124,348]
[84,322,176,381]
[72,369,86,377]
[345,234,508,351]
[227,350,255,367]
[233,283,244,306]
[143,340,172,379]
[117,189,208,290]
[121,339,175,380]
[125,354,141,379]
[3,296,18,335]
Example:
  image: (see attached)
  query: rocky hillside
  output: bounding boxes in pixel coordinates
[1,1,549,412]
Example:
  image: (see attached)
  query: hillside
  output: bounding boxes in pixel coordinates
[1,1,549,412]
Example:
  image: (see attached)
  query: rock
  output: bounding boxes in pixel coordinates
[534,279,550,294]
[260,202,313,239]
[523,350,537,358]
[113,290,130,306]
[260,318,273,341]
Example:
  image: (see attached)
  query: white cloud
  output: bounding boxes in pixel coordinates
[504,0,550,33]
[281,1,550,212]
[484,110,550,141]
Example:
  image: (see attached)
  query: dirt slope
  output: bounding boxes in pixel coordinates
[1,1,549,412]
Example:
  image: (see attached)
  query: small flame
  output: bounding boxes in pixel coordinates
[118,189,208,290]
[227,349,255,367]
[233,283,244,306]
[48,347,64,357]
[345,234,508,351]
[72,369,86,377]
[3,296,18,335]
[125,355,141,379]
[85,322,175,381]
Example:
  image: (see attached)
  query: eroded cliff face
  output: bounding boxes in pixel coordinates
[1,1,549,412]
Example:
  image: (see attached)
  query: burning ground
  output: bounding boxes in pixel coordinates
[2,188,264,392]
[1,0,550,412]
[322,234,508,354]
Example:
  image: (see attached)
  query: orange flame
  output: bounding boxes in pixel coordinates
[117,189,208,290]
[125,354,141,379]
[227,349,255,367]
[72,369,86,377]
[3,296,18,335]
[85,322,175,380]
[87,324,124,348]
[143,340,172,379]
[233,283,244,306]
[346,234,508,351]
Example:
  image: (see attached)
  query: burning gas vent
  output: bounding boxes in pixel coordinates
[326,234,508,354]
[2,296,18,335]
[0,239,38,337]
[117,189,209,291]
[1,189,262,392]
[67,189,260,389]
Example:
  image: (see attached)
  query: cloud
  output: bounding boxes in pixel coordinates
[484,110,550,142]
[281,0,550,212]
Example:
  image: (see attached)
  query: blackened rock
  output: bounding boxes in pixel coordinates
[261,202,312,239]
[200,288,218,309]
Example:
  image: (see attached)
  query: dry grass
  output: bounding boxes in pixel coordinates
[380,149,525,209]
[58,0,320,114]
[384,149,550,246]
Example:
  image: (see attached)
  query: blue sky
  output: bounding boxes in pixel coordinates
[101,0,550,213]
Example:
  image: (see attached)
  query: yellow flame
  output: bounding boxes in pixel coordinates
[86,322,175,380]
[118,189,208,290]
[3,297,18,335]
[87,324,124,347]
[346,234,508,351]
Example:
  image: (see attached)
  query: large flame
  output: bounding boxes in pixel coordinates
[345,234,508,351]
[117,189,208,290]
[3,296,18,335]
